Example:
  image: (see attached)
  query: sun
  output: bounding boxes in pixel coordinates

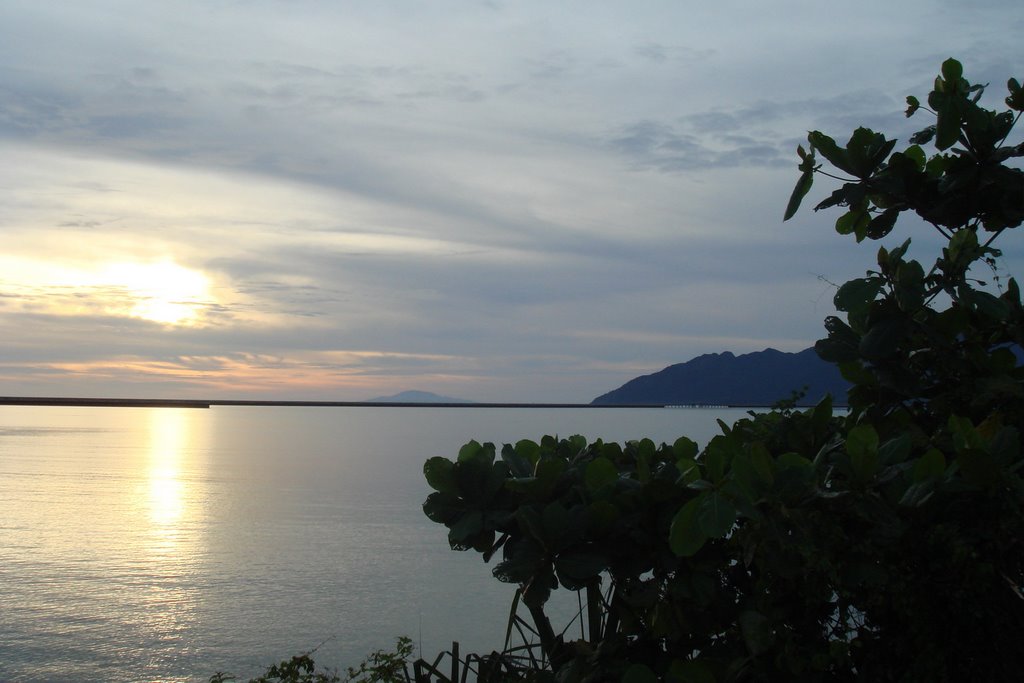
[102,261,212,325]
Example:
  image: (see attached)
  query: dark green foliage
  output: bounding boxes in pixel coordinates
[787,58,1024,237]
[211,638,412,683]
[425,59,1024,682]
[344,637,414,683]
[209,653,339,683]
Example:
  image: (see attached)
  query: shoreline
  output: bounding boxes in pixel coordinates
[0,396,842,409]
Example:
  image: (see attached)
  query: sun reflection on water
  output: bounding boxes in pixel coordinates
[148,409,193,554]
[138,408,209,665]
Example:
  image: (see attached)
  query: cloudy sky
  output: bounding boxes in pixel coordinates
[1,1,1021,402]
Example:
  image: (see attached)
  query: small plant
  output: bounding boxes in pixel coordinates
[344,636,413,683]
[209,652,338,683]
[211,637,412,683]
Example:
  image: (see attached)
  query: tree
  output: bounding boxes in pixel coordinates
[423,59,1024,682]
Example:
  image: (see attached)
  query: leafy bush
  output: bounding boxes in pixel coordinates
[424,59,1024,682]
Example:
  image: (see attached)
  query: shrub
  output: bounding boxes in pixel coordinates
[424,59,1024,682]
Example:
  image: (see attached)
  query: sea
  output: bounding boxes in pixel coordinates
[0,405,756,682]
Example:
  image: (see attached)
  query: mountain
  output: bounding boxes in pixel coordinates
[591,348,849,406]
[366,390,474,404]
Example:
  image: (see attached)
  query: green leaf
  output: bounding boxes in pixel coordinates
[531,458,567,498]
[697,491,737,537]
[859,317,908,360]
[587,500,619,533]
[458,440,491,464]
[514,439,541,466]
[948,415,982,453]
[492,537,546,584]
[847,424,879,483]
[471,530,496,554]
[845,127,897,178]
[816,317,860,363]
[704,437,730,483]
[900,480,936,507]
[838,360,875,386]
[728,453,759,503]
[847,424,879,458]
[812,185,851,212]
[777,452,812,470]
[835,207,871,239]
[622,664,659,683]
[878,432,913,466]
[676,457,701,485]
[631,438,656,483]
[555,551,608,583]
[424,456,457,493]
[750,445,775,486]
[501,443,535,478]
[904,144,927,169]
[971,290,1010,320]
[422,491,463,524]
[867,207,900,240]
[567,434,588,455]
[600,441,623,462]
[541,502,570,544]
[1007,77,1024,111]
[808,131,854,175]
[483,461,510,498]
[448,510,483,544]
[912,448,946,481]
[811,394,833,438]
[669,497,707,557]
[909,125,936,145]
[517,507,545,543]
[731,442,774,501]
[834,277,883,312]
[947,225,979,262]
[941,57,964,83]
[585,457,619,494]
[673,436,698,460]
[935,96,962,150]
[909,94,925,117]
[772,453,814,502]
[784,169,814,221]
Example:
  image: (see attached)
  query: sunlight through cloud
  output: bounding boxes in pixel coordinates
[101,261,211,325]
[0,257,214,326]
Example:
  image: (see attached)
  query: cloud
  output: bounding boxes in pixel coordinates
[604,86,911,174]
[0,1,1020,402]
[632,42,716,65]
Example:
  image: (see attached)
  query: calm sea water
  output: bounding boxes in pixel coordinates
[0,405,753,682]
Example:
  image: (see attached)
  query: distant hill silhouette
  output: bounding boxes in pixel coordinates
[367,390,474,404]
[592,348,849,406]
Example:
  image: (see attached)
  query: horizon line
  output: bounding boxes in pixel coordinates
[0,396,793,410]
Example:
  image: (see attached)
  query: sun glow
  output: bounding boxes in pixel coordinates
[0,256,214,326]
[101,261,211,325]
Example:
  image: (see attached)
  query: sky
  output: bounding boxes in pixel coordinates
[1,1,1022,403]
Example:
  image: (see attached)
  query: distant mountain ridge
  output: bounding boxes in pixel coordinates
[592,348,849,406]
[366,390,475,404]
